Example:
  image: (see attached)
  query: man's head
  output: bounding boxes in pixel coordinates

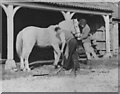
[79,19,87,28]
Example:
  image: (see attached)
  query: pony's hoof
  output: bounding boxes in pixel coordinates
[20,68,24,71]
[23,68,31,72]
[26,68,31,72]
[54,65,58,69]
[22,68,26,71]
[20,66,24,71]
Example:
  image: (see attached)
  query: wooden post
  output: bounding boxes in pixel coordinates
[0,6,2,60]
[1,4,20,70]
[7,5,14,59]
[103,15,112,58]
[61,11,75,20]
[1,4,20,60]
[112,21,119,55]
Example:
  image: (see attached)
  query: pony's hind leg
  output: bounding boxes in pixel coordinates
[22,47,32,71]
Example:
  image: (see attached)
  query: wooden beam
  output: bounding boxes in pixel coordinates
[3,2,112,16]
[13,6,21,15]
[0,4,7,14]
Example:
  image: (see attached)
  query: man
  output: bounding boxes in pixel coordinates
[53,26,66,68]
[56,20,81,73]
[60,27,80,71]
[78,19,98,60]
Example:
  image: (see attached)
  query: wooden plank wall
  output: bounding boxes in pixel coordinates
[0,7,2,59]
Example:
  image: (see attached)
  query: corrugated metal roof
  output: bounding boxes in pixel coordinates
[44,2,113,12]
[2,1,116,15]
[2,1,113,12]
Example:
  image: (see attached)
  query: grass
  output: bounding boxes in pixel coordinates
[0,56,118,80]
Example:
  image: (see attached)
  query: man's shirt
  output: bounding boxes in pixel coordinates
[80,24,90,43]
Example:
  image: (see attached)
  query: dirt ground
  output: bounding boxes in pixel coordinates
[0,56,119,92]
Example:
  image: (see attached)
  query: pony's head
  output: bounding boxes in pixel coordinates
[58,19,81,35]
[72,19,81,36]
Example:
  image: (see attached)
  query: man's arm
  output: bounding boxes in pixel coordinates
[78,25,90,40]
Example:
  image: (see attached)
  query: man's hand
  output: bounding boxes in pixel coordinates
[77,37,81,40]
[76,34,82,40]
[60,48,64,53]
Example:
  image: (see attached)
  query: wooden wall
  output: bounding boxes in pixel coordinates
[0,7,2,59]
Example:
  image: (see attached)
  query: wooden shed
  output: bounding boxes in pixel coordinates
[0,1,119,64]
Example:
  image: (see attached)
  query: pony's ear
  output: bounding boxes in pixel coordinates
[73,19,79,24]
[74,19,77,20]
[73,19,78,21]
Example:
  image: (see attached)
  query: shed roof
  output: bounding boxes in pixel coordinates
[2,1,117,15]
[45,2,112,11]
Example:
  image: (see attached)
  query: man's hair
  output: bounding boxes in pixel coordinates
[79,19,87,26]
[55,27,61,32]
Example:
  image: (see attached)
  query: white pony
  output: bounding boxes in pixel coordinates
[16,19,80,71]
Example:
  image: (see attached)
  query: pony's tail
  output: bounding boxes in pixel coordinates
[16,32,23,58]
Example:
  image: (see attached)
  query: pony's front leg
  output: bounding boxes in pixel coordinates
[53,44,61,68]
[54,51,59,68]
[20,57,24,70]
[24,58,31,71]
